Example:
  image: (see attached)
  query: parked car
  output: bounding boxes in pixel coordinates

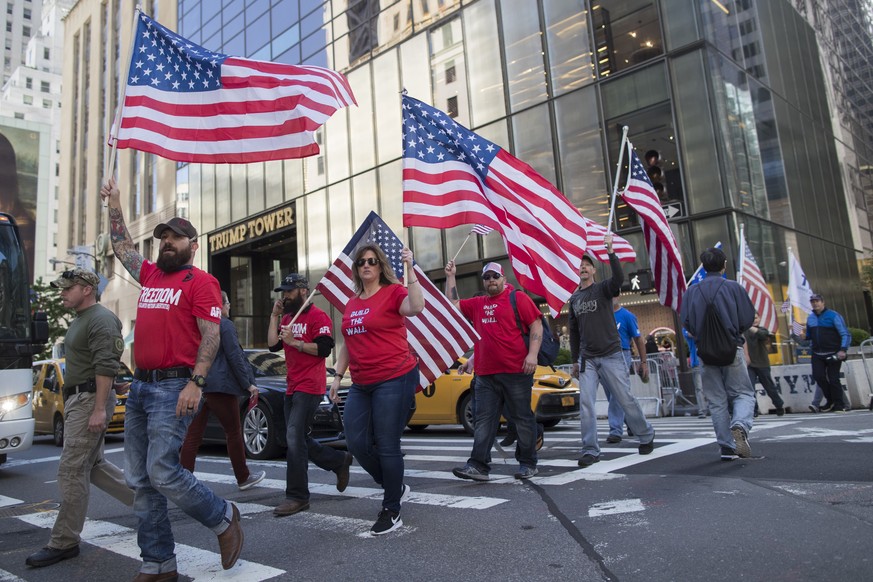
[405,356,580,434]
[31,359,133,446]
[200,350,349,460]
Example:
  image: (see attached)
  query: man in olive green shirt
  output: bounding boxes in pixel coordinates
[26,269,134,569]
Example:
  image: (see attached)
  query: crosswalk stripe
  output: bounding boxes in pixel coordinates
[0,567,25,581]
[17,506,285,581]
[193,472,509,510]
[0,495,23,508]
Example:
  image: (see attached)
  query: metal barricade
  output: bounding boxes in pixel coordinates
[859,338,873,410]
[556,360,662,417]
[647,352,695,416]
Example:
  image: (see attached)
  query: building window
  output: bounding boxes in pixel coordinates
[43,47,50,60]
[5,22,11,32]
[394,14,400,31]
[23,95,32,105]
[43,99,51,108]
[23,25,30,36]
[23,8,31,19]
[25,77,32,89]
[40,81,50,93]
[447,95,459,117]
[14,112,23,119]
[445,63,456,84]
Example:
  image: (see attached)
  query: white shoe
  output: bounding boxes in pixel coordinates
[239,470,266,491]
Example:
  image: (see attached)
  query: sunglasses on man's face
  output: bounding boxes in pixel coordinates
[355,258,380,267]
[482,273,502,281]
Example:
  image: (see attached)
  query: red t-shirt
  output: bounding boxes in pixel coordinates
[281,305,333,395]
[134,261,222,369]
[342,284,416,385]
[459,285,540,375]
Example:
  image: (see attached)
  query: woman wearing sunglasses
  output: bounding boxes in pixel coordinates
[329,243,424,536]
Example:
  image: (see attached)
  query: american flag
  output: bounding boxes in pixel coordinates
[621,144,686,311]
[780,299,790,314]
[737,231,778,332]
[401,95,587,317]
[582,217,636,263]
[114,11,356,163]
[315,211,479,390]
[471,224,494,236]
[792,320,805,336]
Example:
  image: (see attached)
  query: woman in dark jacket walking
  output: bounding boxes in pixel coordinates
[181,291,266,490]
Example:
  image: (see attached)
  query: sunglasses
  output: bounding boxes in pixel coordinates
[482,273,502,281]
[355,258,380,267]
[61,270,78,279]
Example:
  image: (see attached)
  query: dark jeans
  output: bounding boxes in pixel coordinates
[811,356,846,409]
[283,391,347,501]
[469,373,537,473]
[181,392,250,485]
[747,366,784,409]
[343,366,418,512]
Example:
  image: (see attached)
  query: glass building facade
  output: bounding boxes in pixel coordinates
[175,0,866,358]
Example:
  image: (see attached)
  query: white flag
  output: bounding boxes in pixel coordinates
[788,250,813,315]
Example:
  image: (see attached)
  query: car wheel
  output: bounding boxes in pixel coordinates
[540,419,561,428]
[407,424,429,432]
[243,401,281,460]
[53,414,64,447]
[459,392,474,435]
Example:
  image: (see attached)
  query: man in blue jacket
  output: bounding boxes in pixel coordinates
[806,293,851,412]
[680,247,756,461]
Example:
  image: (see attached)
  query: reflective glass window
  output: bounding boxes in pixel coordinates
[373,49,402,163]
[306,189,330,270]
[500,0,547,112]
[248,163,266,215]
[272,0,299,37]
[592,0,662,78]
[283,158,304,201]
[246,12,271,56]
[326,112,350,183]
[216,165,231,226]
[543,0,594,96]
[555,87,606,220]
[463,0,504,127]
[400,33,431,105]
[348,65,375,174]
[511,103,555,186]
[231,164,248,223]
[329,181,353,259]
[352,170,379,225]
[264,160,283,209]
[272,25,300,58]
[660,0,699,51]
[475,119,511,260]
[378,160,404,235]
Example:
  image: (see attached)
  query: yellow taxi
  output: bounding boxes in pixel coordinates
[31,359,133,446]
[409,357,580,434]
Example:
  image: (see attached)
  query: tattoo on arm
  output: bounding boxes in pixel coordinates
[449,286,459,301]
[108,207,144,281]
[194,318,221,374]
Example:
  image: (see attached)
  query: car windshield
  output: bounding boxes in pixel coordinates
[117,362,133,382]
[247,351,287,377]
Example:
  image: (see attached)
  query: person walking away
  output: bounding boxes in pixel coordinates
[26,269,134,568]
[180,291,266,490]
[744,314,785,416]
[680,247,756,461]
[268,273,352,517]
[101,178,243,581]
[328,245,424,536]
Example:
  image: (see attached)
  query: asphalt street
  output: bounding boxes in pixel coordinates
[0,411,871,581]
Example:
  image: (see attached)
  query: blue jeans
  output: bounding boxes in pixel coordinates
[701,348,755,449]
[125,378,231,573]
[692,366,708,414]
[284,391,347,501]
[343,366,418,512]
[468,373,537,473]
[578,351,654,456]
[601,350,633,436]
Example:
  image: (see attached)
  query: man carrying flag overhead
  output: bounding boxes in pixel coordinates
[401,94,587,317]
[113,11,355,164]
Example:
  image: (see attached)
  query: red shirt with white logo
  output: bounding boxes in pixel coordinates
[281,304,333,395]
[342,284,416,386]
[459,285,540,375]
[134,261,222,370]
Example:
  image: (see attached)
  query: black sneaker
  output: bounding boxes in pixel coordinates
[606,434,622,444]
[452,464,490,481]
[370,508,402,536]
[720,446,739,461]
[638,440,655,455]
[499,434,516,447]
[776,407,785,417]
[808,404,820,413]
[26,545,80,568]
[731,426,752,458]
[577,454,600,467]
[820,403,835,413]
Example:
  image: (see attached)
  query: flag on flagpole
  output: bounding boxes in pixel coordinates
[737,231,778,332]
[401,95,587,317]
[685,242,722,287]
[114,11,356,163]
[582,217,636,263]
[315,212,479,390]
[621,143,686,311]
[470,224,494,236]
[788,249,814,315]
[780,299,790,313]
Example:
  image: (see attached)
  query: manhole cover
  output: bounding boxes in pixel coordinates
[0,501,60,519]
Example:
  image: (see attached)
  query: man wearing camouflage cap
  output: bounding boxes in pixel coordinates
[26,269,134,568]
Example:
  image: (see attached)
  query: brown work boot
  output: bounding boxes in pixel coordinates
[273,499,310,517]
[217,503,243,570]
[335,452,353,492]
[132,571,178,582]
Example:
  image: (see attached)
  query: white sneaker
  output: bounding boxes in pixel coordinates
[239,470,266,491]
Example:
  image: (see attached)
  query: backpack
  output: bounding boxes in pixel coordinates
[509,290,559,366]
[695,280,737,366]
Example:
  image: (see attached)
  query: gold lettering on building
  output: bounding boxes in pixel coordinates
[209,205,295,253]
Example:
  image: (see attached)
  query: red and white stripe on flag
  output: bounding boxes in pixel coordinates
[582,217,636,263]
[621,145,686,311]
[471,224,494,236]
[738,232,778,332]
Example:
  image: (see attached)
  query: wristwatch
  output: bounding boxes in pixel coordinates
[190,374,207,388]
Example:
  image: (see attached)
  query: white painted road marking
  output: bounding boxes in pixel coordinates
[0,567,25,581]
[588,498,645,517]
[0,495,23,508]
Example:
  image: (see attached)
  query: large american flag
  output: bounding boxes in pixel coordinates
[315,212,479,390]
[114,11,356,163]
[737,231,778,332]
[582,217,636,263]
[401,95,587,317]
[621,144,686,311]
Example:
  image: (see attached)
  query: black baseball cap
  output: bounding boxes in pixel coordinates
[275,273,309,292]
[154,217,198,239]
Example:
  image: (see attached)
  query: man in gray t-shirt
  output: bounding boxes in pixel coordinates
[568,234,655,467]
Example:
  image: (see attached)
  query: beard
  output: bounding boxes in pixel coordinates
[156,243,193,272]
[283,294,305,314]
